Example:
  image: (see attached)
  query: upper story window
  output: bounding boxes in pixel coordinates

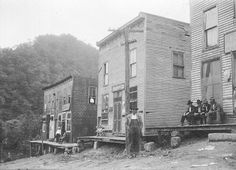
[88,86,96,104]
[173,51,184,78]
[234,0,236,18]
[104,62,109,86]
[204,7,218,47]
[130,49,137,78]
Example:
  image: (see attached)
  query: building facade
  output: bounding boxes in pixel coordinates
[42,75,97,142]
[96,12,191,136]
[190,0,236,122]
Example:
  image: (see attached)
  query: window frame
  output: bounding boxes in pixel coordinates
[104,62,109,86]
[130,86,138,110]
[204,6,219,48]
[172,51,185,79]
[129,48,137,78]
[101,94,109,125]
[66,112,71,132]
[88,86,97,104]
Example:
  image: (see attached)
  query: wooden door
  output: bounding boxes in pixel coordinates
[113,91,122,135]
[113,101,122,134]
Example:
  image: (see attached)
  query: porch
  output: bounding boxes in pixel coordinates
[29,140,78,157]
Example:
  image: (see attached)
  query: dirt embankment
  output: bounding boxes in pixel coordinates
[2,138,236,170]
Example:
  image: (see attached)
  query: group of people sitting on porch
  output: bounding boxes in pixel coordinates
[180,97,224,126]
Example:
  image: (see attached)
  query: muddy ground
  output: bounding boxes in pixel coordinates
[1,137,236,170]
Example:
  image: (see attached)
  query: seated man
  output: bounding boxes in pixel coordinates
[194,99,210,124]
[181,100,195,126]
[207,97,224,124]
[201,99,210,124]
[194,99,202,124]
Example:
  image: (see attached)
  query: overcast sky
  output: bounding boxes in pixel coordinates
[0,0,190,48]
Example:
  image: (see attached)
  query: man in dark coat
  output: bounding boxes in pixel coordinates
[181,100,195,126]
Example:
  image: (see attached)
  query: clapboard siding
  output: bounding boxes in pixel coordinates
[144,14,191,128]
[97,18,145,133]
[190,0,236,120]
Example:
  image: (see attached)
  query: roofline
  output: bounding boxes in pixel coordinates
[42,75,73,91]
[96,12,146,47]
[96,12,190,47]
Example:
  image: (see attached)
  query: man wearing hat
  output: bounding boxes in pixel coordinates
[180,100,195,126]
[126,107,142,158]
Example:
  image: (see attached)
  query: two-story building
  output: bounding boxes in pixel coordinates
[190,0,236,123]
[96,12,191,137]
[42,75,97,142]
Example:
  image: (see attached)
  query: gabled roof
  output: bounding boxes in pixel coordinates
[96,12,146,47]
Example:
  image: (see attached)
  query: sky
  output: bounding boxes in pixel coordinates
[0,0,190,49]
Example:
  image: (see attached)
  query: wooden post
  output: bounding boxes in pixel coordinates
[29,142,32,157]
[124,28,130,155]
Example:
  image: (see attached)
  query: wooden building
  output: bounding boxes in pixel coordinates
[42,75,97,142]
[96,12,191,137]
[190,0,236,123]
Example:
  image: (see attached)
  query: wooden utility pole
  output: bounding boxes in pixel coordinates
[109,27,143,155]
[124,28,130,155]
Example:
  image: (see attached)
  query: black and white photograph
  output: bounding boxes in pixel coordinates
[1,0,236,169]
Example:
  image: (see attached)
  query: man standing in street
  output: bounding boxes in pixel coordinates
[126,107,142,158]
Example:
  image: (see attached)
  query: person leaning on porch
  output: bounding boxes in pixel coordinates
[126,107,143,158]
[55,127,61,142]
[180,100,195,126]
[207,97,224,124]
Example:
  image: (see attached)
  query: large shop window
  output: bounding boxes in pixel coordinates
[130,49,137,78]
[204,7,218,47]
[173,51,184,78]
[104,62,109,85]
[101,94,109,125]
[201,59,222,104]
[130,86,137,110]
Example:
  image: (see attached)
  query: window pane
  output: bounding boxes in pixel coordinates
[130,49,136,64]
[178,67,184,78]
[130,64,136,77]
[178,54,184,66]
[130,86,137,92]
[205,7,217,29]
[173,66,178,77]
[206,27,218,46]
[104,63,108,74]
[104,74,108,85]
[173,53,178,65]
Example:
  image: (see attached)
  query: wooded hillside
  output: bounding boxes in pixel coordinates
[0,34,98,160]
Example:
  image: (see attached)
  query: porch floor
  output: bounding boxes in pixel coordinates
[145,123,236,136]
[77,136,126,144]
[30,140,78,148]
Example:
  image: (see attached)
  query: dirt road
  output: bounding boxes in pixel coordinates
[1,138,236,170]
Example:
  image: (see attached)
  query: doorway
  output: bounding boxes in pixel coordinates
[113,91,122,135]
